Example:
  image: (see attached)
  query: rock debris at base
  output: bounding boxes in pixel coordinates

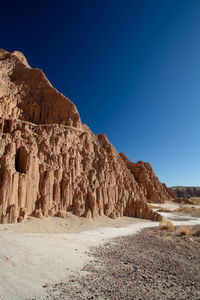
[42,228,200,300]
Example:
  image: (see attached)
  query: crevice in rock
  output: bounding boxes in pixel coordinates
[15,147,28,173]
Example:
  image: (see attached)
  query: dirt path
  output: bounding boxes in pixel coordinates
[0,216,153,300]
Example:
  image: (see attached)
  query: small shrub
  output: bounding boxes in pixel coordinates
[193,224,200,237]
[178,226,193,237]
[159,219,174,231]
[177,206,200,217]
[193,209,200,217]
[186,206,192,212]
[178,206,192,213]
[189,197,200,205]
[178,207,184,212]
[147,203,153,208]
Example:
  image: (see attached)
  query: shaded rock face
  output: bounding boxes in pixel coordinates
[0,49,173,223]
[170,186,200,199]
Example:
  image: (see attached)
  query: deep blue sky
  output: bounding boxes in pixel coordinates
[1,0,200,186]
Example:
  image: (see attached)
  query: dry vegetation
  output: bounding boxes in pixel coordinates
[178,226,194,237]
[177,205,200,217]
[147,203,165,210]
[157,207,172,213]
[159,219,200,239]
[147,203,157,208]
[189,197,200,205]
[46,225,200,300]
[159,219,174,231]
[174,197,200,205]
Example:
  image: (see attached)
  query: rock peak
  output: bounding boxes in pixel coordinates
[0,49,81,128]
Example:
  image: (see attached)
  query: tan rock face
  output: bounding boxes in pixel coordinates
[120,153,175,203]
[0,50,81,127]
[0,49,173,223]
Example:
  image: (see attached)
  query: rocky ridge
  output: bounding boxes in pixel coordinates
[170,186,200,199]
[0,49,174,223]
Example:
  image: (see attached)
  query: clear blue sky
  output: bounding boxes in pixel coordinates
[1,0,200,186]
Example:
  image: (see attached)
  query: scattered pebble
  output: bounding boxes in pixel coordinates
[43,227,200,299]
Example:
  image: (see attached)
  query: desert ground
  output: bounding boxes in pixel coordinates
[45,227,200,300]
[0,202,200,300]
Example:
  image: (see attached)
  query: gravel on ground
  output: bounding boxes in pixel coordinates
[44,227,200,300]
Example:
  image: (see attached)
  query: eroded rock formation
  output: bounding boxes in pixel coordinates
[120,154,175,203]
[170,186,200,199]
[0,49,174,223]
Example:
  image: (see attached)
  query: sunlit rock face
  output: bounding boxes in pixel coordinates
[0,49,174,223]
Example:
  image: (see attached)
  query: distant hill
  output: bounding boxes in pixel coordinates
[170,186,200,199]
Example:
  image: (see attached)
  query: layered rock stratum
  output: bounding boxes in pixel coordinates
[0,49,174,223]
[170,186,200,199]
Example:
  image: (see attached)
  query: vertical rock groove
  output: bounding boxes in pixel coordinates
[0,49,174,223]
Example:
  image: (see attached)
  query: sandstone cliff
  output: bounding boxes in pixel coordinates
[0,49,174,223]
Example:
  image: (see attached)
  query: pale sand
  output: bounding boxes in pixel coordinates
[0,204,199,300]
[0,213,148,234]
[0,215,153,300]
